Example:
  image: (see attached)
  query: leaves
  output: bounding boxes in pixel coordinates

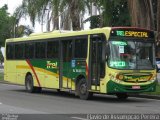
[0,5,33,46]
[86,0,131,28]
[0,5,13,46]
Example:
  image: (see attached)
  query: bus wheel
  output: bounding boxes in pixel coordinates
[77,79,93,100]
[116,93,128,100]
[25,75,36,93]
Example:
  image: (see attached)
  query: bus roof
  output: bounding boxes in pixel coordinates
[6,27,112,42]
[6,27,154,42]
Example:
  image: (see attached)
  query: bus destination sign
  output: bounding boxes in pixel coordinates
[111,29,154,38]
[116,31,148,37]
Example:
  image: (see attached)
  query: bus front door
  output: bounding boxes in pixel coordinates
[89,35,105,91]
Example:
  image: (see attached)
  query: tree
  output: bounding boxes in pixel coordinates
[60,0,87,30]
[85,0,131,28]
[157,0,160,45]
[127,0,154,30]
[15,0,89,31]
[15,25,33,37]
[0,4,33,47]
[15,0,49,29]
[0,5,14,46]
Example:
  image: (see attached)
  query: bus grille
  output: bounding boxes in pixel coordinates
[122,74,151,83]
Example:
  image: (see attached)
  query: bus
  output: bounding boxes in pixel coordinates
[4,27,157,100]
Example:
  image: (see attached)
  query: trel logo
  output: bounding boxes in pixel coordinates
[46,61,58,69]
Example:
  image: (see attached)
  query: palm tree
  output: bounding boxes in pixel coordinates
[60,0,89,30]
[14,0,89,31]
[16,25,33,37]
[15,0,50,30]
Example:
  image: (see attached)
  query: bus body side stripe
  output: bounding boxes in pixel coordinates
[26,59,41,87]
[86,62,89,79]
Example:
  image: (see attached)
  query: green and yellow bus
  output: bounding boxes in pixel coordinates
[4,27,157,100]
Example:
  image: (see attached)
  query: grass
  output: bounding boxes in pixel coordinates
[0,72,4,81]
[144,83,160,95]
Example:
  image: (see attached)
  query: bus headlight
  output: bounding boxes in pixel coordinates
[116,74,124,80]
[149,77,156,82]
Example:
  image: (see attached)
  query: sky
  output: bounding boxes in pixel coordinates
[0,0,90,33]
[0,0,22,14]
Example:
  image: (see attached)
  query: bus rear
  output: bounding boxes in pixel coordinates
[105,27,156,99]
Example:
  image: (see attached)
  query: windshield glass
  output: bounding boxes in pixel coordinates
[108,40,155,70]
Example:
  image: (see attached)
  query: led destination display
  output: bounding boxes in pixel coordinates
[111,28,154,39]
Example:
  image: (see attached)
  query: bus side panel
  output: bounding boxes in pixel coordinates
[45,73,59,89]
[5,60,17,84]
[15,60,45,88]
[44,59,59,89]
[28,59,59,89]
[16,60,26,85]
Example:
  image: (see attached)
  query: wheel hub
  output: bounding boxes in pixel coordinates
[80,84,87,95]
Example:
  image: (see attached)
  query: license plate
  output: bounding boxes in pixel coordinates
[132,86,140,89]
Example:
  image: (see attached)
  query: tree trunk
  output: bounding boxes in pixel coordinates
[61,10,71,30]
[128,0,154,30]
[157,0,160,46]
[53,12,59,30]
[70,0,81,31]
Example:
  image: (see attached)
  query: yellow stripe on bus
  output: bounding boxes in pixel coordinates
[16,65,59,77]
[16,65,30,69]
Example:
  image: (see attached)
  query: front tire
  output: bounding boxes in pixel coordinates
[77,79,93,100]
[116,93,128,100]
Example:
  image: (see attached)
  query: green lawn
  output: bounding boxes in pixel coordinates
[0,72,4,81]
[144,83,160,95]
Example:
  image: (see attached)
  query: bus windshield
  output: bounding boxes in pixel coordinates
[108,40,155,70]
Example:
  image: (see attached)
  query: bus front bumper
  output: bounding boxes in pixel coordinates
[107,80,156,94]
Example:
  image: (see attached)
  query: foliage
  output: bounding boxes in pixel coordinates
[144,83,160,95]
[16,25,33,37]
[60,0,88,30]
[0,73,4,81]
[16,0,90,31]
[110,0,131,26]
[0,5,12,46]
[85,0,131,29]
[0,5,33,47]
[84,15,101,29]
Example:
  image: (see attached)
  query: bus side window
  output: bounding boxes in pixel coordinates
[15,43,25,59]
[35,42,46,59]
[63,40,72,62]
[47,41,59,59]
[6,43,15,60]
[74,38,88,58]
[25,42,35,59]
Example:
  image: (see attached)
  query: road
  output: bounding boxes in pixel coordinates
[0,84,160,120]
